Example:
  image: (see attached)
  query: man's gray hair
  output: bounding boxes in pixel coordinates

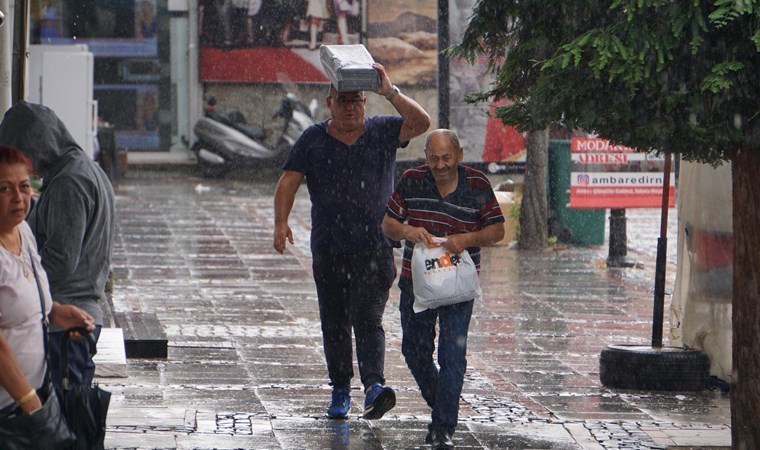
[424,129,461,151]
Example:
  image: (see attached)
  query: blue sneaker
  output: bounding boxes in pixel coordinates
[327,387,351,419]
[362,383,396,419]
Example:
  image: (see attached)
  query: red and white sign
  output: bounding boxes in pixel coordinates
[570,137,675,209]
[571,138,637,153]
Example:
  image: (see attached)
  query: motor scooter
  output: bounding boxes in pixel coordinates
[192,93,317,177]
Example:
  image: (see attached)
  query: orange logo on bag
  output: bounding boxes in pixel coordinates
[424,252,462,271]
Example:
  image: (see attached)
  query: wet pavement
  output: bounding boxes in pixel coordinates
[99,167,730,449]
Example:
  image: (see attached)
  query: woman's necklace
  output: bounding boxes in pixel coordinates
[0,229,31,281]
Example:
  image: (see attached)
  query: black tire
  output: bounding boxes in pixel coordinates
[599,344,710,391]
[192,143,229,178]
[197,159,228,178]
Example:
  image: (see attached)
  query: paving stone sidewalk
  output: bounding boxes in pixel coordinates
[98,167,730,449]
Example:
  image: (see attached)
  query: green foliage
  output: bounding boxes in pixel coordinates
[702,61,745,93]
[448,0,760,164]
[31,176,42,192]
[709,0,756,27]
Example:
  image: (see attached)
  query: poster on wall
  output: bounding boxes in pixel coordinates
[569,137,676,209]
[199,0,364,83]
[135,0,158,39]
[36,0,65,41]
[448,0,525,164]
[365,0,438,89]
[199,1,440,88]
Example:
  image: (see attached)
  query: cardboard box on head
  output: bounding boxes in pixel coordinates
[320,44,380,92]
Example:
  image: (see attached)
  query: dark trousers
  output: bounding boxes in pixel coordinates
[48,325,102,389]
[399,290,473,432]
[312,247,395,390]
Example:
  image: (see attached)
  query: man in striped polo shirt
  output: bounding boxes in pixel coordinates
[382,129,505,449]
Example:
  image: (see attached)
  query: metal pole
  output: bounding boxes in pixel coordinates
[437,0,449,129]
[7,0,27,105]
[651,151,672,348]
[15,0,27,103]
[188,0,202,145]
[0,0,12,111]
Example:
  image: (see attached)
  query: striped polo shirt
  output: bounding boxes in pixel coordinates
[385,164,505,290]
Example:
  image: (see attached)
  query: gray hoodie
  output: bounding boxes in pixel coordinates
[0,101,115,328]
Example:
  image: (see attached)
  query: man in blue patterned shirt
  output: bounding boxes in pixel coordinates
[273,63,430,420]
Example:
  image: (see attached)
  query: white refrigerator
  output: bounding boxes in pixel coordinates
[26,44,97,159]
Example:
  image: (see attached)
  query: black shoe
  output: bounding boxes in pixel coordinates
[431,429,454,449]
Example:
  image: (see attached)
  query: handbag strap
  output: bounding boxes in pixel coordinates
[28,246,54,386]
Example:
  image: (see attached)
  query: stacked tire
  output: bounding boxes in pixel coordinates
[599,344,710,391]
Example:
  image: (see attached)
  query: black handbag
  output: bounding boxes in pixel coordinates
[59,327,111,450]
[0,251,76,449]
[0,382,76,450]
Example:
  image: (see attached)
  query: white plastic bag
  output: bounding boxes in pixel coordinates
[411,243,482,313]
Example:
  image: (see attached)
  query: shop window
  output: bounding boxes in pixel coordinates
[31,0,166,151]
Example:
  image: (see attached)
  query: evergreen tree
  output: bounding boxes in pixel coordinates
[450,1,760,445]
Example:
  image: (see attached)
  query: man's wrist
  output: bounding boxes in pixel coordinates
[402,224,413,240]
[385,85,401,101]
